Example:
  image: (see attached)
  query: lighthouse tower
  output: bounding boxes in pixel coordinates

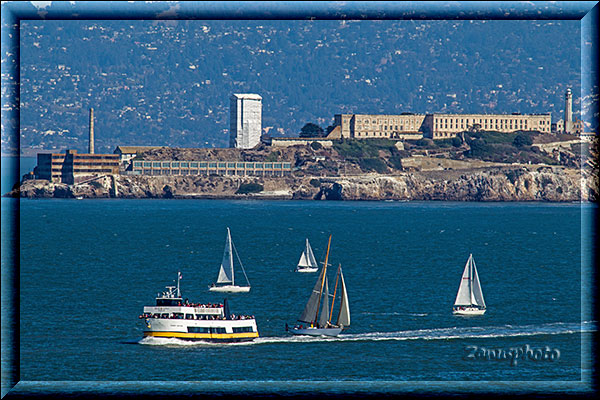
[564,89,573,134]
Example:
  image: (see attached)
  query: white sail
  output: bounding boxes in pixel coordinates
[298,266,326,323]
[297,239,318,269]
[318,276,330,328]
[216,228,233,284]
[298,251,310,268]
[306,240,318,268]
[471,258,486,307]
[453,254,472,306]
[336,268,350,327]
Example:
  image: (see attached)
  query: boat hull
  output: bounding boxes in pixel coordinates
[143,330,258,342]
[295,267,318,273]
[453,307,486,316]
[288,327,343,337]
[142,316,259,342]
[208,285,251,293]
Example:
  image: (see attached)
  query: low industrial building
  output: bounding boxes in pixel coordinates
[129,160,292,177]
[113,146,165,166]
[269,137,334,147]
[35,149,120,184]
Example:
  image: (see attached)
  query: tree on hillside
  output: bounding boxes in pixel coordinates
[469,123,482,133]
[300,123,324,138]
[513,132,534,147]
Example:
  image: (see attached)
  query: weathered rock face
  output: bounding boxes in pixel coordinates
[318,168,588,201]
[7,167,595,202]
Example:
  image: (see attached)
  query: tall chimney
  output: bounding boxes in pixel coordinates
[88,107,95,154]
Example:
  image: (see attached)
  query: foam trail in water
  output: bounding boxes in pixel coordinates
[138,321,595,347]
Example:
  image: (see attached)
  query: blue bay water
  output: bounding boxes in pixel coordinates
[1,156,37,195]
[7,199,595,390]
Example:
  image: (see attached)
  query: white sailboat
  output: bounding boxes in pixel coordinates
[287,235,350,337]
[453,253,486,315]
[209,228,251,293]
[295,238,319,273]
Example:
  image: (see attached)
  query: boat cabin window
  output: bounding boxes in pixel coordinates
[210,327,226,334]
[188,327,209,333]
[185,314,194,320]
[156,299,182,306]
[172,313,184,319]
[233,326,254,333]
[160,313,169,318]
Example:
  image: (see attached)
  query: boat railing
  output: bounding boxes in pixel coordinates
[140,312,255,321]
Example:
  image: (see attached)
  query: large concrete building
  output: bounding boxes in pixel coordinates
[229,93,262,149]
[422,113,551,139]
[332,113,425,140]
[34,107,119,183]
[331,112,552,140]
[35,150,120,184]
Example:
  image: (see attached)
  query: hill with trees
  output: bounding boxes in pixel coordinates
[7,19,583,155]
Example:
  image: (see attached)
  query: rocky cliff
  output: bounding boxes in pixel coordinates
[9,166,596,202]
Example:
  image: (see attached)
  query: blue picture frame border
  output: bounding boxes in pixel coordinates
[1,1,598,397]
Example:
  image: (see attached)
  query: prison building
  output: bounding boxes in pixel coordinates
[130,160,292,177]
[333,113,426,140]
[422,113,552,139]
[35,149,120,184]
[332,112,552,140]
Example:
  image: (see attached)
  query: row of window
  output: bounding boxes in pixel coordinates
[152,313,221,320]
[188,327,226,334]
[133,161,291,169]
[356,124,418,131]
[356,132,391,137]
[435,120,531,127]
[136,169,290,177]
[353,117,422,125]
[69,156,120,160]
[70,168,119,173]
[69,162,120,166]
[187,326,255,334]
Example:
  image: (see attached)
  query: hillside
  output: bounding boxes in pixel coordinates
[7,19,583,155]
[9,133,598,202]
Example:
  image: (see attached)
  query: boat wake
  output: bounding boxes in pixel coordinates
[137,321,595,346]
[360,311,428,317]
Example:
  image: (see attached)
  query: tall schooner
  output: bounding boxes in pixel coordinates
[287,235,350,336]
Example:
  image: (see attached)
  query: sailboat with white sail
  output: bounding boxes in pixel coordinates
[209,228,251,293]
[452,253,486,315]
[295,238,319,273]
[287,235,350,337]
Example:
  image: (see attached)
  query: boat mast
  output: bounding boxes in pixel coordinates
[328,263,341,325]
[232,239,250,287]
[468,254,473,306]
[313,235,332,327]
[176,271,181,298]
[228,228,234,286]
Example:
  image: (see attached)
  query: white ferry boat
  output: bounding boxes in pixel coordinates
[140,272,259,342]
